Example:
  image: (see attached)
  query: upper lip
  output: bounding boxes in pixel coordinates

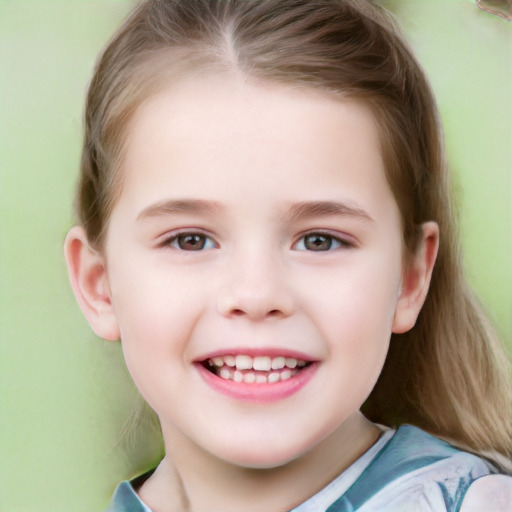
[194,347,317,363]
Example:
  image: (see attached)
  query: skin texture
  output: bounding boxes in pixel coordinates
[65,75,439,512]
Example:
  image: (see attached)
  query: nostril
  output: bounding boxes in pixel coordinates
[217,291,294,319]
[229,308,284,319]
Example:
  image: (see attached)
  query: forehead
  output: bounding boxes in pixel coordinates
[115,74,397,222]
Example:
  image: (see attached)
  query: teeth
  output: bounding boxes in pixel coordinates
[268,372,280,383]
[207,354,308,380]
[224,355,236,367]
[216,367,299,383]
[253,356,272,371]
[235,355,253,370]
[271,357,286,370]
[219,368,232,380]
[243,373,256,383]
[285,358,297,369]
[281,369,292,381]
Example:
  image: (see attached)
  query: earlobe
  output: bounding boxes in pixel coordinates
[392,221,439,334]
[64,226,120,341]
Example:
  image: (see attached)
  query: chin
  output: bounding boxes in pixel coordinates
[214,439,313,470]
[226,455,297,471]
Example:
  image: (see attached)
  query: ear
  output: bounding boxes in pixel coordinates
[64,226,120,341]
[392,221,439,334]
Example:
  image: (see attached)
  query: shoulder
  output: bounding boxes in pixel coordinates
[380,424,492,472]
[459,475,512,512]
[338,425,497,511]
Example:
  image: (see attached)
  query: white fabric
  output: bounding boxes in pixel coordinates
[356,451,494,512]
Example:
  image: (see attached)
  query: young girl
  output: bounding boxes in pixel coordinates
[64,0,512,510]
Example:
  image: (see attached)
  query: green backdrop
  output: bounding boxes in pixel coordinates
[1,1,510,510]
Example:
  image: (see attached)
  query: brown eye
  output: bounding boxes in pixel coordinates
[169,233,215,251]
[294,233,348,251]
[304,234,334,251]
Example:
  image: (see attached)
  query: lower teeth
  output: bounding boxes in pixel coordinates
[215,367,299,383]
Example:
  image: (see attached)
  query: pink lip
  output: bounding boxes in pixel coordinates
[196,347,316,361]
[195,361,318,403]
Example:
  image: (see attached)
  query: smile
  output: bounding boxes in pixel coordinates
[196,351,317,402]
[205,354,309,384]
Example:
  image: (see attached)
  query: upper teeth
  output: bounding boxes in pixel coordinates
[209,355,307,371]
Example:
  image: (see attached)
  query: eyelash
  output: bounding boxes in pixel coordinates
[160,231,217,251]
[293,232,354,252]
[160,230,353,252]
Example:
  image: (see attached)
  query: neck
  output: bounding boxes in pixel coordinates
[138,413,381,512]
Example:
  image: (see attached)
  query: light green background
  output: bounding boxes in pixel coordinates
[0,1,510,511]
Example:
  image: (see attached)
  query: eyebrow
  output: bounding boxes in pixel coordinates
[283,200,374,223]
[136,198,373,223]
[136,199,223,221]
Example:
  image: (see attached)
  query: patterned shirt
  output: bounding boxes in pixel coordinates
[106,425,495,512]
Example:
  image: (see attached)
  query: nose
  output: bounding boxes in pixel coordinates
[216,252,295,321]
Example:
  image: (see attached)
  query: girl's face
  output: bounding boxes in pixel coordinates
[103,75,407,468]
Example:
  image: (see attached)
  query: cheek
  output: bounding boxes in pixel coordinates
[110,277,205,415]
[309,251,401,325]
[108,263,206,373]
[302,251,402,372]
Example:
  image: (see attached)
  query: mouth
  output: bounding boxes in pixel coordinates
[196,350,318,401]
[201,354,311,384]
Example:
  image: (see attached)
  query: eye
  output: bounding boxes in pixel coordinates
[294,233,350,251]
[166,232,216,251]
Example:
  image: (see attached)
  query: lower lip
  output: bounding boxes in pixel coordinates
[195,363,318,403]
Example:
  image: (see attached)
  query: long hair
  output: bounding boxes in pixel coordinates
[76,0,512,470]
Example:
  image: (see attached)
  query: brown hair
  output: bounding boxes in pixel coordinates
[77,0,512,470]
